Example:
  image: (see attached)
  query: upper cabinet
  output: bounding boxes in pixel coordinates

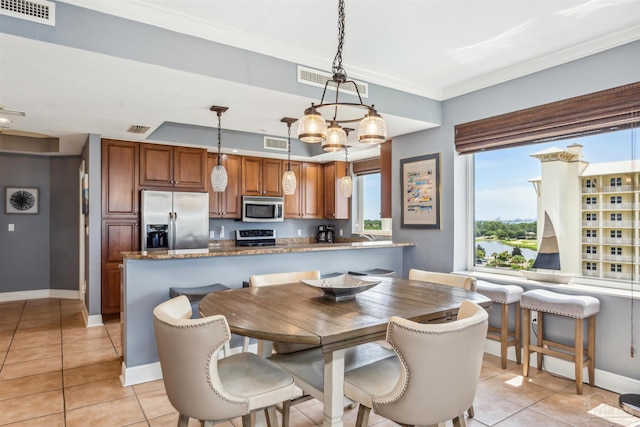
[207,153,242,218]
[324,161,350,219]
[284,161,324,219]
[241,156,282,196]
[101,139,139,218]
[140,144,207,191]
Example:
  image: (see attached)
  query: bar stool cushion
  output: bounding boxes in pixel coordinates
[476,281,523,304]
[520,289,600,319]
[169,283,229,300]
[348,268,395,277]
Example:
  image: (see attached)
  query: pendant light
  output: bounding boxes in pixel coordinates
[340,141,353,198]
[210,105,229,192]
[281,117,298,195]
[322,121,347,152]
[298,0,387,145]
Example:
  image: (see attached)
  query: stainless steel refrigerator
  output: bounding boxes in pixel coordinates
[140,190,209,251]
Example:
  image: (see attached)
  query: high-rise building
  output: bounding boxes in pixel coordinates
[530,144,639,282]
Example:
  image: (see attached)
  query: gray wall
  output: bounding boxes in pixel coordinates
[0,153,79,293]
[83,134,103,316]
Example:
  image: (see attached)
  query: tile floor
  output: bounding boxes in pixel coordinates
[0,298,637,426]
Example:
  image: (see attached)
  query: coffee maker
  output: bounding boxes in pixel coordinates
[316,224,335,243]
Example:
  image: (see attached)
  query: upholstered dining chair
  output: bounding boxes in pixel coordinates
[408,269,477,291]
[407,269,478,418]
[343,300,488,427]
[153,295,296,427]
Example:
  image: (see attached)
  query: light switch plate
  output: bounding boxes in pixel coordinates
[209,231,215,239]
[8,224,15,231]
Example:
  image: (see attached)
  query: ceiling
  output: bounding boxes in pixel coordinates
[1,0,639,160]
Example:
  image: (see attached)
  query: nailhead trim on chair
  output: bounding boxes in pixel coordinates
[157,316,248,411]
[373,317,487,410]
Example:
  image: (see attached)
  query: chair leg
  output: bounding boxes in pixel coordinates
[202,421,214,427]
[514,301,522,365]
[178,413,189,427]
[588,315,596,386]
[467,404,474,418]
[242,413,252,427]
[223,341,231,358]
[243,336,250,352]
[281,399,291,427]
[500,303,509,369]
[536,311,544,371]
[452,414,467,427]
[354,404,371,427]
[265,406,279,427]
[523,308,531,377]
[575,318,584,395]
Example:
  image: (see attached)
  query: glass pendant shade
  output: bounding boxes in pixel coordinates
[339,175,353,198]
[210,164,228,192]
[282,170,297,195]
[298,107,327,143]
[358,110,387,144]
[323,122,347,152]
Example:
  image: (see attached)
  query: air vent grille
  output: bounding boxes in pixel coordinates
[298,66,368,98]
[127,125,151,134]
[264,136,288,151]
[0,0,55,25]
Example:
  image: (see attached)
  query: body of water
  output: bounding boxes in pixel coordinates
[475,240,537,260]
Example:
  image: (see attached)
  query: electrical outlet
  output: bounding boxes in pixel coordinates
[339,229,343,237]
[8,224,15,232]
[531,311,538,324]
[209,230,215,239]
[220,226,225,238]
[297,229,301,236]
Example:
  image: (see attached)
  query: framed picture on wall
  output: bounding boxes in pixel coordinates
[400,153,441,229]
[5,187,39,214]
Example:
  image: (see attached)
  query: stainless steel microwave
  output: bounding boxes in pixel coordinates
[242,196,284,222]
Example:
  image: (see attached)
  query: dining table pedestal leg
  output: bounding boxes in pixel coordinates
[324,349,346,427]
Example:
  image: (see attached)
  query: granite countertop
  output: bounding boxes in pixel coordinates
[122,239,415,260]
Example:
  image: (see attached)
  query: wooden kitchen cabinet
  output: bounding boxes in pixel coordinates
[285,161,324,218]
[101,220,138,316]
[241,156,282,196]
[324,161,350,219]
[139,144,207,191]
[101,139,139,218]
[207,153,242,218]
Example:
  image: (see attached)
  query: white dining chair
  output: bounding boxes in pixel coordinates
[343,300,488,427]
[408,269,477,291]
[152,295,296,427]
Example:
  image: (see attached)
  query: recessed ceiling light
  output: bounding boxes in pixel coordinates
[0,117,13,124]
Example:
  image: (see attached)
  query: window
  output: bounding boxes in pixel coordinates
[467,82,639,288]
[354,173,391,236]
[611,264,622,273]
[611,196,622,204]
[611,247,622,255]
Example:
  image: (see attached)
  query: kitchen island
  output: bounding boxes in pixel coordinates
[120,240,414,385]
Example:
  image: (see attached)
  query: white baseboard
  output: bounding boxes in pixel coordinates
[0,289,79,302]
[121,361,163,386]
[81,304,104,328]
[484,339,640,395]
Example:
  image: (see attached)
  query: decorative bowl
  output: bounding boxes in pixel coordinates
[300,274,381,301]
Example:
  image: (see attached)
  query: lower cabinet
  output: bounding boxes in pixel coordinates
[101,220,138,316]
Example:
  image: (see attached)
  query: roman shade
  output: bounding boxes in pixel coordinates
[454,82,640,155]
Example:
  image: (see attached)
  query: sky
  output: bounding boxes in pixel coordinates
[362,173,381,220]
[475,128,639,221]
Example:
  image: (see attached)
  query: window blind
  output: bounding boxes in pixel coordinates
[352,158,380,175]
[454,82,640,155]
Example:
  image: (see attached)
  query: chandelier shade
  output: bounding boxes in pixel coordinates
[210,105,229,192]
[281,117,298,195]
[322,121,347,152]
[340,145,352,198]
[298,0,386,146]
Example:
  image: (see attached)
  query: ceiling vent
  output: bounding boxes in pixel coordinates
[127,124,151,134]
[0,0,55,26]
[298,66,368,98]
[264,136,288,152]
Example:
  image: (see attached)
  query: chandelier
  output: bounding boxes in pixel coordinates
[281,117,298,195]
[298,0,387,148]
[210,105,229,192]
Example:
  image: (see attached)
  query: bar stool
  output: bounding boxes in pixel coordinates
[521,289,600,394]
[348,268,395,276]
[476,280,523,369]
